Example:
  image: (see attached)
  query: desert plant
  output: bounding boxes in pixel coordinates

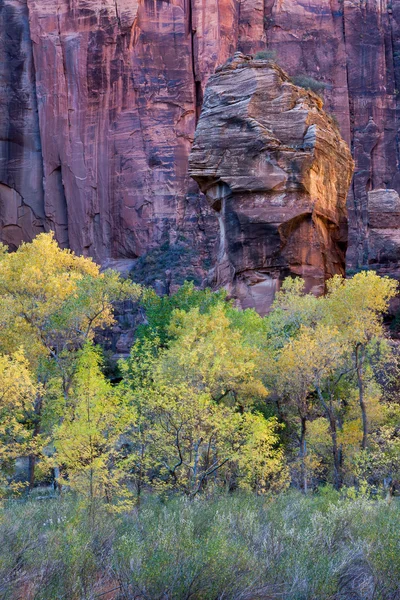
[2,492,400,600]
[254,49,277,61]
[291,74,328,95]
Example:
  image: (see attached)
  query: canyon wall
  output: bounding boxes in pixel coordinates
[0,0,399,282]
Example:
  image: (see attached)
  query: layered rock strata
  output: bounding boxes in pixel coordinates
[189,54,354,313]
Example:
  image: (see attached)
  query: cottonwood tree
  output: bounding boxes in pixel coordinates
[324,272,397,449]
[277,324,349,489]
[0,233,141,488]
[159,303,267,407]
[267,277,322,348]
[122,381,287,497]
[54,344,135,513]
[120,302,287,496]
[0,350,42,496]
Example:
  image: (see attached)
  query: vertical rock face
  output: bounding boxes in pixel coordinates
[1,0,233,265]
[189,54,354,313]
[26,0,198,260]
[0,0,399,285]
[0,0,45,250]
[366,189,400,278]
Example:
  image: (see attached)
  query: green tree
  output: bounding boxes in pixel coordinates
[120,301,287,496]
[137,281,226,346]
[268,272,397,490]
[277,325,349,489]
[54,344,135,512]
[0,350,43,496]
[159,304,267,406]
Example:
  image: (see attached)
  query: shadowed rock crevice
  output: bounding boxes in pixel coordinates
[189,54,354,314]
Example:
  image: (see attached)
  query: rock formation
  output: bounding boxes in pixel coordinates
[1,0,400,286]
[189,54,354,313]
[260,0,400,277]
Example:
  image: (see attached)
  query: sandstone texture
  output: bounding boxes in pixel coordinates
[189,54,353,313]
[366,188,400,278]
[0,0,400,286]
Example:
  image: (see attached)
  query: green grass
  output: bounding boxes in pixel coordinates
[1,490,400,599]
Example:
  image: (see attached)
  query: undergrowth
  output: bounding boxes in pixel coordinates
[1,490,400,599]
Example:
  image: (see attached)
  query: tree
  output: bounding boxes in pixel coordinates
[54,344,135,512]
[235,413,288,494]
[120,302,287,496]
[121,381,286,497]
[137,281,227,347]
[268,277,322,348]
[268,272,397,490]
[0,350,43,496]
[144,383,241,496]
[118,337,161,502]
[325,272,397,449]
[0,233,141,488]
[158,303,267,407]
[0,232,140,374]
[276,324,349,490]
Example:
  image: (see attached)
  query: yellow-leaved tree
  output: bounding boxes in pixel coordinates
[276,324,349,489]
[0,232,141,488]
[54,344,135,512]
[325,271,397,449]
[160,303,267,406]
[0,350,42,496]
[120,302,288,497]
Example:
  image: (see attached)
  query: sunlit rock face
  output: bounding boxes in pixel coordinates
[189,54,354,314]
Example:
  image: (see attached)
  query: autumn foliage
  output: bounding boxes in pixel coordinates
[0,234,399,506]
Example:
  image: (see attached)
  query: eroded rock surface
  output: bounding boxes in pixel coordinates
[366,189,400,278]
[261,0,400,276]
[1,0,400,285]
[189,55,354,313]
[1,0,226,272]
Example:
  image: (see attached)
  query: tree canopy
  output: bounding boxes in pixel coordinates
[0,233,398,503]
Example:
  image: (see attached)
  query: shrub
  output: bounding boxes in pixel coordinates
[2,492,400,600]
[254,49,277,61]
[291,74,328,95]
[130,240,204,287]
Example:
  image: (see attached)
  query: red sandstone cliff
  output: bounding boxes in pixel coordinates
[189,54,353,313]
[0,0,399,280]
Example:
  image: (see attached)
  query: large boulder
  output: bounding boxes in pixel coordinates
[189,53,354,313]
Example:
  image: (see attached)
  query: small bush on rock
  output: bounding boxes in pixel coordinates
[291,74,328,95]
[254,49,277,61]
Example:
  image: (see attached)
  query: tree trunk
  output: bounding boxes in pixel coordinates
[356,345,368,450]
[28,394,43,491]
[316,387,342,489]
[299,416,308,494]
[53,466,61,493]
[330,416,342,490]
[28,455,36,490]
